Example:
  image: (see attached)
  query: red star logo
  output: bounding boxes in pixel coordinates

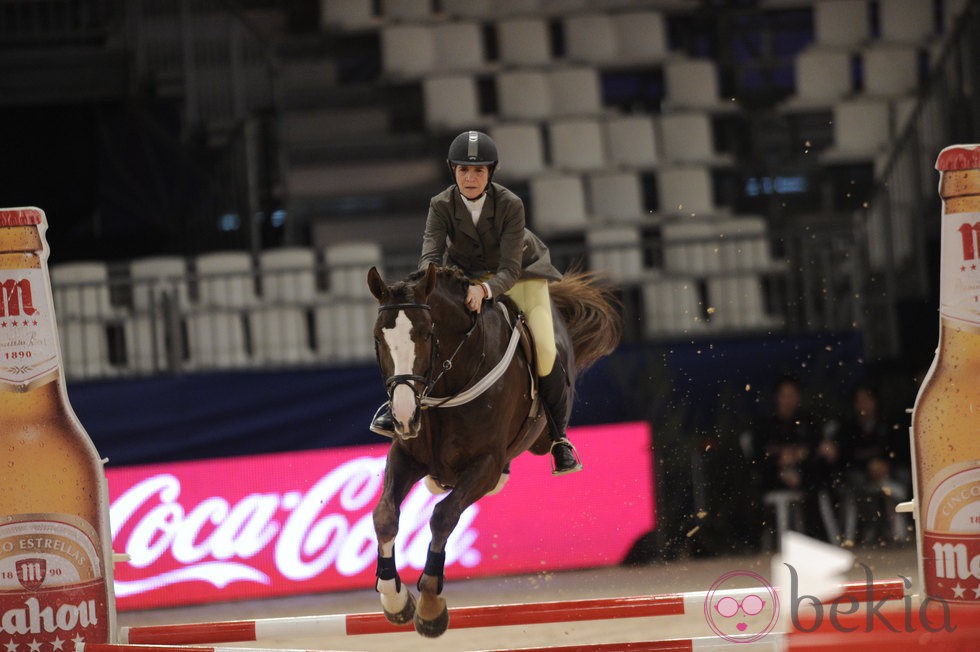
[963,266,968,272]
[0,321,6,327]
[21,320,28,326]
[973,264,978,271]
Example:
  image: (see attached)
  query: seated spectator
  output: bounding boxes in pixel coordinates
[749,375,838,543]
[834,382,911,546]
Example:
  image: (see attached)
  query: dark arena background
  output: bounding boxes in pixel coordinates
[2,0,979,649]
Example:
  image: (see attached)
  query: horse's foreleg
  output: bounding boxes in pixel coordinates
[373,445,424,625]
[414,455,501,637]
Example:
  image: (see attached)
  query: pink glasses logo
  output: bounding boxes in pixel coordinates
[704,570,780,643]
[715,594,766,618]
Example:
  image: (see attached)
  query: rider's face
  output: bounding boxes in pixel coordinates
[454,165,490,199]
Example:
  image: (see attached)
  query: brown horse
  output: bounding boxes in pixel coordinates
[366,263,621,637]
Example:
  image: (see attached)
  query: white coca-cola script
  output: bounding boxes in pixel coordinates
[109,456,481,598]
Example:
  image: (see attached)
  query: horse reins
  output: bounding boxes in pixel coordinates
[376,301,484,409]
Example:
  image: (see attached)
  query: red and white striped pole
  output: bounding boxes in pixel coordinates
[120,579,905,645]
[77,645,354,652]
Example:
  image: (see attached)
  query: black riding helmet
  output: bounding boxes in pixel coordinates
[447,130,498,180]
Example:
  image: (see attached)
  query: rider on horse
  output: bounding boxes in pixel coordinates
[370,129,582,475]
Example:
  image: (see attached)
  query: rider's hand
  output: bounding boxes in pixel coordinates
[466,284,487,313]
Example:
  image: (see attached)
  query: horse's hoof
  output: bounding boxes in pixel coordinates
[383,589,416,625]
[414,602,449,638]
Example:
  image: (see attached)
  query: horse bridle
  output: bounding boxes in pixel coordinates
[376,301,482,410]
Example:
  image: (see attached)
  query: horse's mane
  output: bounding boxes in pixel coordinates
[400,265,620,374]
[400,266,470,302]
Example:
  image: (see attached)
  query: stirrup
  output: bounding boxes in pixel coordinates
[550,438,583,476]
[369,403,395,438]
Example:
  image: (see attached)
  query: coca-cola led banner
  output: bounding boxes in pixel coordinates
[106,422,654,611]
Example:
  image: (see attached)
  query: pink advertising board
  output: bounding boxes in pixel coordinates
[107,422,654,611]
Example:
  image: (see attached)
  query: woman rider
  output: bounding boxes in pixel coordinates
[369,129,582,475]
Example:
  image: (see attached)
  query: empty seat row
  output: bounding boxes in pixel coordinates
[491,111,731,180]
[422,66,602,130]
[60,298,378,379]
[422,55,735,130]
[49,242,385,379]
[813,0,965,50]
[380,11,669,78]
[50,241,383,319]
[661,217,775,275]
[641,273,781,338]
[781,41,924,112]
[528,165,724,235]
[583,216,777,283]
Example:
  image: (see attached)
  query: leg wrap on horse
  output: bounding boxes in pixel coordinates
[377,548,414,624]
[376,552,401,592]
[419,548,446,594]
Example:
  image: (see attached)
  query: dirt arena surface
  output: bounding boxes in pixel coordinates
[117,546,918,651]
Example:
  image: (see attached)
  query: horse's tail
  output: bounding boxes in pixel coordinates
[549,270,622,374]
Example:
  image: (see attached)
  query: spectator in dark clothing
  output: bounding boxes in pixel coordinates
[833,382,911,546]
[750,375,838,543]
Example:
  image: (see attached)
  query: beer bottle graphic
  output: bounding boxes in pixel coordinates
[910,146,980,605]
[0,207,117,645]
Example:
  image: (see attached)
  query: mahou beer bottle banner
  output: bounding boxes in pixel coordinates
[0,517,111,644]
[910,146,980,606]
[0,207,117,645]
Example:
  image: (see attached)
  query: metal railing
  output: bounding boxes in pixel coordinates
[856,0,980,359]
[122,0,282,253]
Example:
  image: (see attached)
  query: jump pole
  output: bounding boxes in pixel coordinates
[120,579,905,645]
[77,645,354,652]
[477,620,980,652]
[476,635,786,652]
[476,606,980,652]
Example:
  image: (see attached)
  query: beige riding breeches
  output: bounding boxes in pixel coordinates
[504,278,557,376]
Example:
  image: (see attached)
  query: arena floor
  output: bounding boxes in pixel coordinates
[117,546,919,651]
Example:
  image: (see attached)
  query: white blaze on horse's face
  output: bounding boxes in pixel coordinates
[384,311,420,436]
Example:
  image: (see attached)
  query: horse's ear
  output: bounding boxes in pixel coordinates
[367,266,387,301]
[421,262,438,298]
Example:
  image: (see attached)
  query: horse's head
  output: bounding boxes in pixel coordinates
[368,263,439,440]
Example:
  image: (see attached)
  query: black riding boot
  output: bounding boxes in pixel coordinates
[538,365,582,475]
[369,401,395,438]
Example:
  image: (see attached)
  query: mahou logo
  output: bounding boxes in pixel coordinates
[0,278,37,318]
[0,581,109,645]
[15,559,46,591]
[960,221,980,260]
